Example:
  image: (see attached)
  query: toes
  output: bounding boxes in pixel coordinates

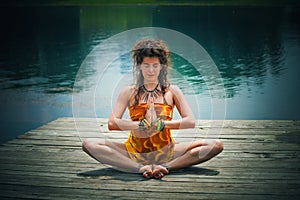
[154,172,163,179]
[143,171,153,178]
[152,165,168,179]
[160,166,169,174]
[157,165,169,174]
[139,165,153,179]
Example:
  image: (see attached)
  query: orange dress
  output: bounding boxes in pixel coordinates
[125,103,175,165]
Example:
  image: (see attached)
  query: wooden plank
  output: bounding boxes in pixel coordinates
[0,184,295,200]
[0,173,299,198]
[0,118,299,199]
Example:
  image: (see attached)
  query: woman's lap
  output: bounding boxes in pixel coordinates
[85,138,220,164]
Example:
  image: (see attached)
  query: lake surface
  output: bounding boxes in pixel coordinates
[0,5,299,143]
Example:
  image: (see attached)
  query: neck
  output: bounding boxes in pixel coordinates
[143,82,158,90]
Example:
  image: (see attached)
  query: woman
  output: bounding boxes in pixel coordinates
[82,39,223,179]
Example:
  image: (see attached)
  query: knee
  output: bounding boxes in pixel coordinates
[82,139,89,152]
[82,138,95,153]
[213,139,224,154]
[82,138,112,155]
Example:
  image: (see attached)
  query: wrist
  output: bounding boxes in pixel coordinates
[135,121,140,129]
[156,118,165,131]
[138,119,145,131]
[138,118,151,131]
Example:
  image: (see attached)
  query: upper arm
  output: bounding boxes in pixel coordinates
[170,85,195,119]
[109,86,132,120]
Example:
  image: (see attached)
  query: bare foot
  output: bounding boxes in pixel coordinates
[139,165,153,179]
[152,164,169,179]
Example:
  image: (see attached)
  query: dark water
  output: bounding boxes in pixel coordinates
[0,6,300,143]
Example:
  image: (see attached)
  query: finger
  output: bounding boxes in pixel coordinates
[148,96,154,107]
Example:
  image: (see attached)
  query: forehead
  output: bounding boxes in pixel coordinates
[142,57,160,64]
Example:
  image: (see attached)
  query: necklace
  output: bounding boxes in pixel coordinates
[141,83,162,102]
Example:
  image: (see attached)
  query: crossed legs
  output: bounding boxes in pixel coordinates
[82,138,223,178]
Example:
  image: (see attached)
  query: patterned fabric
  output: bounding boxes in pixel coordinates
[125,103,175,165]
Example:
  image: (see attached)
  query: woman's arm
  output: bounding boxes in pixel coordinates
[164,85,195,129]
[108,86,139,131]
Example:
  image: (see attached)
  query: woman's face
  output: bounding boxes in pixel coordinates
[140,57,162,84]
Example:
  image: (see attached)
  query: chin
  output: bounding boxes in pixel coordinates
[149,76,158,79]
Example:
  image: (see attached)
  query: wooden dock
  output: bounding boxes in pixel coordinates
[0,118,299,199]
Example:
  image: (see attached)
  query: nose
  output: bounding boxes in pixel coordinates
[149,66,154,73]
[145,65,155,74]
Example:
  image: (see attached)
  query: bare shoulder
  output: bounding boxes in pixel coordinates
[118,85,136,101]
[169,84,183,95]
[121,85,135,93]
[119,85,137,106]
[163,85,184,106]
[120,85,135,97]
[168,84,187,105]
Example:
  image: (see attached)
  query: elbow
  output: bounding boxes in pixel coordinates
[189,119,196,128]
[187,115,196,128]
[181,117,195,129]
[108,119,116,130]
[181,116,195,129]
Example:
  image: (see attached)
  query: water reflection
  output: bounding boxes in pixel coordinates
[153,6,289,98]
[0,6,297,97]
